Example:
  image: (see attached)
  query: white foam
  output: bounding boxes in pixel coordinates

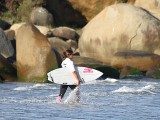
[32,84,47,88]
[105,78,119,83]
[137,85,155,94]
[64,87,80,104]
[112,86,134,93]
[13,86,31,91]
[13,83,57,91]
[112,85,156,94]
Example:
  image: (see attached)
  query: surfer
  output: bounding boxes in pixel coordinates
[56,49,80,102]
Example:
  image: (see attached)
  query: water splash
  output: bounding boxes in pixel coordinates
[64,87,80,104]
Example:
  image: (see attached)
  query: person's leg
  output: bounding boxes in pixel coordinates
[57,85,68,102]
[69,85,77,90]
[59,85,68,98]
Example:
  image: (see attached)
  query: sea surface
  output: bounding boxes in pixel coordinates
[0,77,160,120]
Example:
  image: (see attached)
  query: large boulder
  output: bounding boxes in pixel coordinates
[10,23,25,35]
[50,27,79,41]
[135,0,160,19]
[10,23,50,36]
[0,28,14,58]
[79,3,160,64]
[73,56,103,66]
[66,39,78,51]
[111,50,160,71]
[68,0,135,21]
[16,23,58,82]
[48,37,78,54]
[35,25,50,36]
[48,37,70,55]
[30,7,54,26]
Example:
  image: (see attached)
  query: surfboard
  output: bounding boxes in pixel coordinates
[47,67,103,85]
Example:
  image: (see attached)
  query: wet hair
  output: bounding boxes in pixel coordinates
[62,49,73,58]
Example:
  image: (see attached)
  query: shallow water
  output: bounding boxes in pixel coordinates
[0,78,160,120]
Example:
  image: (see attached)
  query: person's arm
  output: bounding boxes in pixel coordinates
[73,71,80,86]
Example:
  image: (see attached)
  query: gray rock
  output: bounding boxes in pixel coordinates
[30,7,53,26]
[0,28,14,58]
[51,27,79,40]
[66,39,78,51]
[48,37,70,55]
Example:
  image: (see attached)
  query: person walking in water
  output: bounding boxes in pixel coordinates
[56,49,80,102]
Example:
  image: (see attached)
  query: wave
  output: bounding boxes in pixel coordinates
[104,78,119,83]
[13,87,30,91]
[13,83,57,91]
[112,85,156,94]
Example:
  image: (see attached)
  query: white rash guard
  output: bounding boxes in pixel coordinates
[61,58,75,72]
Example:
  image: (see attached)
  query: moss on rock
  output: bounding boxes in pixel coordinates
[120,66,143,79]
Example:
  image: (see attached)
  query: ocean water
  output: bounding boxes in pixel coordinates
[0,78,160,120]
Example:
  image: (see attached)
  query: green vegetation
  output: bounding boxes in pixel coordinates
[151,68,160,79]
[16,0,33,22]
[1,0,42,23]
[130,67,142,75]
[1,12,15,21]
[153,75,160,79]
[120,66,143,79]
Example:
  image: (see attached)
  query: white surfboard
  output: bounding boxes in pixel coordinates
[47,67,103,85]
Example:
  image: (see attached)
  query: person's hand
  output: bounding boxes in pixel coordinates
[77,80,80,86]
[73,71,80,86]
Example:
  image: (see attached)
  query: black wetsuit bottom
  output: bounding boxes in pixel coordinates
[59,85,77,98]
